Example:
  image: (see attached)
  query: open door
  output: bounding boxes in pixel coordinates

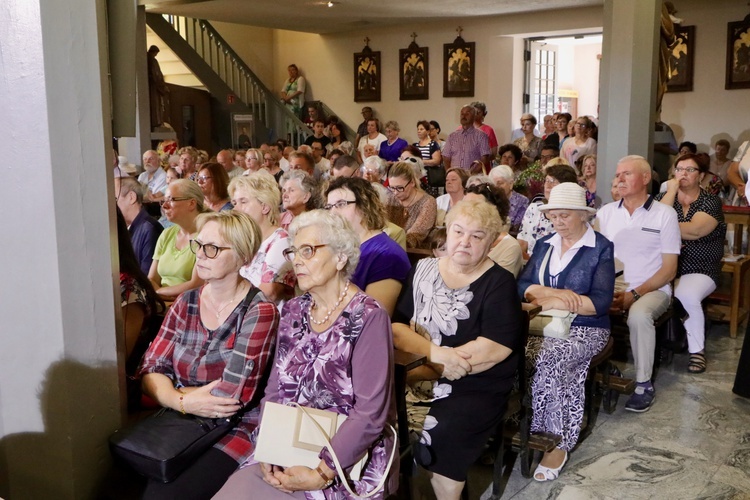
[525,40,558,129]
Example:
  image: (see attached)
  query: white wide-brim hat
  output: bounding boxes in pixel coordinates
[539,182,596,214]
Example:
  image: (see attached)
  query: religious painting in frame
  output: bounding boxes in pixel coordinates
[354,44,381,102]
[666,25,695,92]
[443,35,475,98]
[399,37,428,100]
[725,19,750,90]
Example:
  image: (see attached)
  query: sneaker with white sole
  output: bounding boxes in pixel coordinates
[625,385,655,412]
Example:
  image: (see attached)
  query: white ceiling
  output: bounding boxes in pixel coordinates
[142,0,603,35]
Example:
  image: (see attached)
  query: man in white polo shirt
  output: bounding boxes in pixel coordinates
[597,155,681,413]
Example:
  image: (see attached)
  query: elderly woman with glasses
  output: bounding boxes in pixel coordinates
[387,161,437,248]
[392,198,522,499]
[517,183,614,482]
[517,164,579,259]
[139,211,280,498]
[490,164,529,237]
[148,179,208,301]
[197,162,233,212]
[229,171,296,306]
[261,151,284,183]
[325,177,411,315]
[244,148,264,174]
[215,210,398,499]
[656,153,726,374]
[561,116,597,167]
[279,169,321,230]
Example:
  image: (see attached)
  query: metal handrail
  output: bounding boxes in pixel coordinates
[162,14,311,145]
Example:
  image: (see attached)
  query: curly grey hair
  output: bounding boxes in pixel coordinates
[287,209,360,279]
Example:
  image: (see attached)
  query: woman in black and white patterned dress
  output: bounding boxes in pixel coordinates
[656,153,726,374]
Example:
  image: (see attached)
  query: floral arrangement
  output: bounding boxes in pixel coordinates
[157,140,178,169]
[514,160,545,200]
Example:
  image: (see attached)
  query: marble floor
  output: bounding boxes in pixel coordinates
[411,323,750,500]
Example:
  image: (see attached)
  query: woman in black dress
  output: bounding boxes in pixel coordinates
[392,198,522,499]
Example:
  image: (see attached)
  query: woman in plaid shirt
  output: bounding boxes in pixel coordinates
[138,211,280,498]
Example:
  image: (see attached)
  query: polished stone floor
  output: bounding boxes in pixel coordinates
[411,323,750,500]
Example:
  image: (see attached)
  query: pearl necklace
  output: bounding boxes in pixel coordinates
[309,281,350,326]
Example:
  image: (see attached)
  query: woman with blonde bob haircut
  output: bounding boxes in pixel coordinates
[392,198,522,499]
[139,210,280,498]
[229,171,295,305]
[217,209,399,498]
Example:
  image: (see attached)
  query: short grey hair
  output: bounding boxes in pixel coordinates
[280,169,322,211]
[489,165,514,184]
[119,177,144,204]
[363,156,387,177]
[288,210,360,279]
[618,155,651,176]
[466,174,492,188]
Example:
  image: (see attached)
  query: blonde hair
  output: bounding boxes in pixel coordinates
[169,179,209,213]
[388,161,419,185]
[229,170,281,225]
[445,198,503,243]
[195,211,262,265]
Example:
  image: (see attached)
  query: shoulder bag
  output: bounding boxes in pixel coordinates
[527,244,577,339]
[109,287,260,483]
[254,401,397,498]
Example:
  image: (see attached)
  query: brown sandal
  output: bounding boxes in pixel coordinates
[688,353,706,374]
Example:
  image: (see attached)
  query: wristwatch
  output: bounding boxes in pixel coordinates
[315,465,334,489]
[630,289,641,302]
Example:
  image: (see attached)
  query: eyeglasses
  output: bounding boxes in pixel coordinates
[324,200,357,210]
[544,179,560,186]
[189,240,232,259]
[674,166,699,174]
[399,157,419,164]
[196,176,212,183]
[159,196,191,206]
[282,244,328,262]
[576,123,588,128]
[263,157,274,162]
[388,180,412,193]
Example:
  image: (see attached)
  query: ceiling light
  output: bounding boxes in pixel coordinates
[327,1,334,6]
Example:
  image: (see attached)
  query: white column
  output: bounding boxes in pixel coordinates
[598,0,662,202]
[0,0,122,498]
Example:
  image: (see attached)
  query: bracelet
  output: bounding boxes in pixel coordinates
[177,388,186,414]
[315,465,334,488]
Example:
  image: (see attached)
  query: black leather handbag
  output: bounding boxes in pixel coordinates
[109,288,259,483]
[109,408,241,483]
[425,165,446,188]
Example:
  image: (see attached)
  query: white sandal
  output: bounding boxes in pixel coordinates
[533,451,568,482]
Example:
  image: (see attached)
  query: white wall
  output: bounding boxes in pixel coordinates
[0,0,121,497]
[211,21,276,89]
[255,7,603,145]
[661,0,750,155]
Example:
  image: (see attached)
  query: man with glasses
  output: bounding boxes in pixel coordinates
[115,177,163,274]
[597,155,680,413]
[443,105,491,174]
[539,145,559,168]
[331,155,361,179]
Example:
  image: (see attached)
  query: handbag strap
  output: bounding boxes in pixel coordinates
[292,403,397,498]
[538,244,553,286]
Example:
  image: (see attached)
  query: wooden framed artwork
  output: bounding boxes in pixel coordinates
[667,25,695,92]
[726,19,750,90]
[399,34,428,100]
[443,33,475,98]
[354,41,381,102]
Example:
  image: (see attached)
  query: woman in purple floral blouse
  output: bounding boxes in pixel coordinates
[216,210,398,499]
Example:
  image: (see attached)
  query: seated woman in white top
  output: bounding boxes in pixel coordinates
[435,168,470,226]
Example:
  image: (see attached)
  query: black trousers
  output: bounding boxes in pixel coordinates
[733,321,750,398]
[142,448,239,500]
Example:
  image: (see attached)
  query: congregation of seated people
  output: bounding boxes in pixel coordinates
[111,101,750,499]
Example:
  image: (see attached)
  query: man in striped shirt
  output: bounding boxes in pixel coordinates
[443,105,491,174]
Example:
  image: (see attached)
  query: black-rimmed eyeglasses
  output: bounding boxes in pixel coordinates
[189,240,232,259]
[323,200,357,210]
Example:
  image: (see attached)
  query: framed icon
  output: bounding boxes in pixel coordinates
[354,44,381,102]
[399,36,428,100]
[444,35,475,98]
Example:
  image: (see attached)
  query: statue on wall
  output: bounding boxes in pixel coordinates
[656,2,681,120]
[147,45,170,130]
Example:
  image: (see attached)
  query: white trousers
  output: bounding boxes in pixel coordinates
[674,274,717,354]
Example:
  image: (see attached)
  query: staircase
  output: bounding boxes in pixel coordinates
[147,13,311,146]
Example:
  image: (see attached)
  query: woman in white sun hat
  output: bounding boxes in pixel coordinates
[517,182,615,482]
